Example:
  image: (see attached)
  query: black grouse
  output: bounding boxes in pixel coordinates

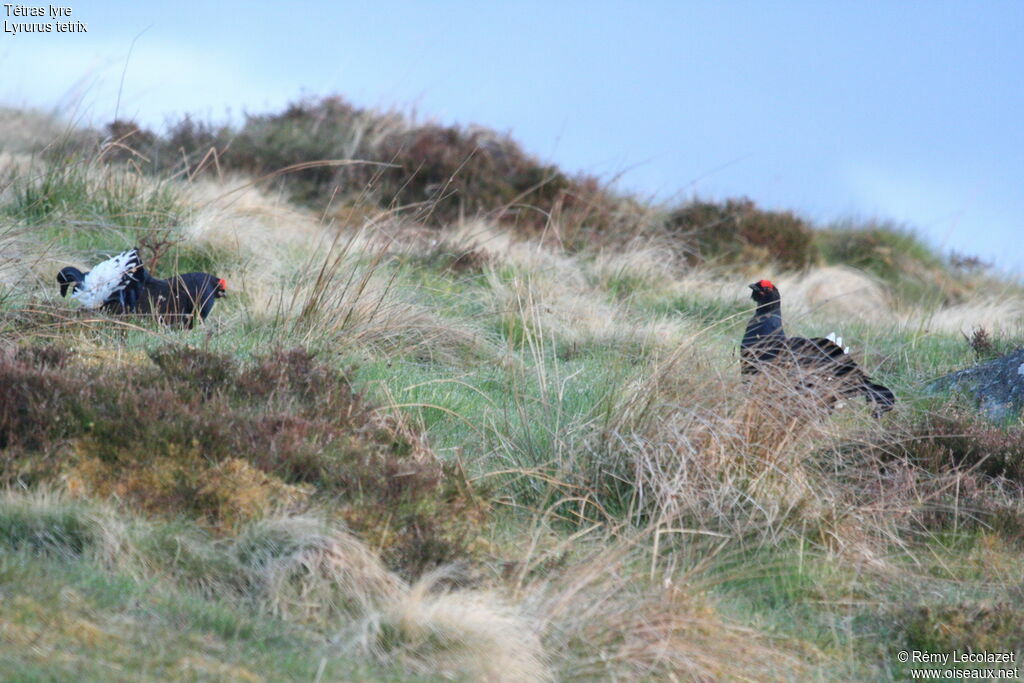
[57,248,226,329]
[741,279,895,416]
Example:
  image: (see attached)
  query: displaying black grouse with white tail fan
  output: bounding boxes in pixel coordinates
[57,249,227,328]
[741,279,895,416]
[57,248,143,310]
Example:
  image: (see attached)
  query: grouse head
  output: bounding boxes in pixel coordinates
[748,279,780,308]
[215,278,227,298]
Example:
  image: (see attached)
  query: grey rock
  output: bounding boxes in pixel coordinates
[929,347,1024,421]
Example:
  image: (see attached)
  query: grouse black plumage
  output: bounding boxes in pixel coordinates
[741,279,895,416]
[118,267,227,328]
[57,249,226,329]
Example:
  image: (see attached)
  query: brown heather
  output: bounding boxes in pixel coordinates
[0,344,486,575]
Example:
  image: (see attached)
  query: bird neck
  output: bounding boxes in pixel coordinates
[743,304,784,345]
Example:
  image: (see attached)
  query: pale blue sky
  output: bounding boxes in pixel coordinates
[3,1,1022,272]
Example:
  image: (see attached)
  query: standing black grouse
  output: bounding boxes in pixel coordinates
[57,248,226,329]
[741,279,895,416]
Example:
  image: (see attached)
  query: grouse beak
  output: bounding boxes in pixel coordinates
[748,283,758,291]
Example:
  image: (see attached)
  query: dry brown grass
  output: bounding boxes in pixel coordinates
[611,357,838,535]
[594,332,956,567]
[523,534,814,681]
[235,514,404,622]
[0,487,134,570]
[274,223,494,363]
[234,514,552,680]
[773,265,892,322]
[359,567,551,682]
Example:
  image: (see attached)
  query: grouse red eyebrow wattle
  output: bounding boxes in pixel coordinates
[758,279,774,289]
[218,279,227,291]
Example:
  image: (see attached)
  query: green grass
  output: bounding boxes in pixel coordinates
[0,497,101,557]
[7,154,183,229]
[644,291,752,330]
[0,552,416,682]
[4,152,236,278]
[355,340,629,489]
[818,219,942,280]
[817,218,961,306]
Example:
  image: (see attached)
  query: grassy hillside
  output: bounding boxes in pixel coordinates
[2,102,1023,681]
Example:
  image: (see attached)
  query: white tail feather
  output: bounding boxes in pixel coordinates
[71,249,141,309]
[825,332,850,354]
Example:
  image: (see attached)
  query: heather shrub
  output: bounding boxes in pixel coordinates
[101,96,633,240]
[0,345,486,574]
[96,116,229,176]
[233,99,374,169]
[340,123,573,229]
[892,408,1024,483]
[666,197,817,269]
[161,115,232,174]
[895,601,1024,653]
[0,346,84,458]
[101,120,158,165]
[850,407,1024,541]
